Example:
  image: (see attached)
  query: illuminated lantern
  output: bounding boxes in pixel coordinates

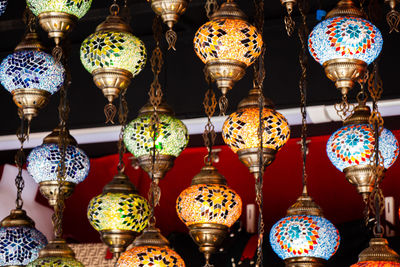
[351,238,400,266]
[0,0,7,16]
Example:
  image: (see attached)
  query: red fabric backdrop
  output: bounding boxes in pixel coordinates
[34,130,400,243]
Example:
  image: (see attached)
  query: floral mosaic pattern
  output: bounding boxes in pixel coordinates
[27,143,90,184]
[194,18,263,66]
[81,31,147,76]
[117,246,185,267]
[28,256,84,267]
[0,226,47,265]
[124,113,189,158]
[176,184,242,227]
[351,262,400,267]
[309,16,382,65]
[88,192,150,232]
[27,0,92,19]
[270,215,340,260]
[0,0,8,16]
[326,124,399,171]
[0,51,64,94]
[222,107,290,153]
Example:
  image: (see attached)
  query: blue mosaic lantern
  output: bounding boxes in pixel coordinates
[0,0,7,16]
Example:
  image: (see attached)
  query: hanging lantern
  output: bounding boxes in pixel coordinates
[123,102,189,184]
[27,239,84,267]
[27,126,90,206]
[0,0,7,16]
[27,0,92,45]
[222,88,290,176]
[147,0,188,50]
[117,225,185,267]
[270,192,340,266]
[80,6,146,123]
[308,0,383,97]
[176,161,242,265]
[193,0,263,106]
[0,33,64,122]
[87,172,151,257]
[0,209,47,266]
[326,103,399,200]
[351,237,400,266]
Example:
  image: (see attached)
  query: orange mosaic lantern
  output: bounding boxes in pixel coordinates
[351,238,400,267]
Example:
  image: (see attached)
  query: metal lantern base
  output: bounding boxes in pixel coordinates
[1,209,34,228]
[237,147,276,176]
[150,0,187,27]
[100,229,137,258]
[39,239,75,258]
[38,12,77,45]
[39,181,76,207]
[137,154,175,184]
[358,237,400,262]
[285,257,326,267]
[12,88,50,122]
[343,165,380,202]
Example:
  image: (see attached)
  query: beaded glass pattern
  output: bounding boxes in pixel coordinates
[351,262,400,267]
[117,246,185,267]
[27,143,90,184]
[80,31,147,76]
[0,0,7,16]
[88,192,150,232]
[176,184,242,227]
[222,107,290,153]
[0,51,64,94]
[327,124,399,171]
[194,18,263,66]
[27,0,92,19]
[309,16,383,65]
[270,215,340,260]
[27,257,84,267]
[124,114,189,158]
[0,226,47,265]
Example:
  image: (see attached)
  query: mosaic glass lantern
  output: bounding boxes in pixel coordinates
[0,209,47,266]
[88,172,151,257]
[0,0,7,16]
[123,102,189,183]
[222,88,290,176]
[351,238,400,266]
[308,0,382,96]
[326,103,399,200]
[80,7,146,123]
[27,0,92,44]
[193,0,263,105]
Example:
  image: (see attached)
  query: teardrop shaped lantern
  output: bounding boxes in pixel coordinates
[88,172,151,257]
[308,0,383,97]
[80,6,147,123]
[176,161,242,266]
[0,32,64,122]
[117,225,185,267]
[193,0,263,106]
[27,126,90,206]
[27,0,92,45]
[270,190,340,266]
[222,88,290,176]
[0,0,7,16]
[351,238,400,266]
[0,209,47,266]
[123,102,189,184]
[326,103,399,201]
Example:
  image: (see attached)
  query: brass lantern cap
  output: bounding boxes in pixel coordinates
[103,172,138,194]
[237,88,274,111]
[38,12,78,45]
[191,162,227,186]
[138,101,175,116]
[326,0,366,19]
[43,125,78,146]
[39,181,76,207]
[284,256,326,267]
[189,223,228,258]
[211,1,247,21]
[96,14,132,33]
[100,229,137,257]
[39,238,75,258]
[14,32,46,52]
[280,0,296,13]
[343,164,381,202]
[12,88,51,122]
[1,209,35,228]
[358,237,400,262]
[286,188,323,217]
[344,102,371,126]
[92,68,133,103]
[137,154,176,183]
[150,0,188,28]
[237,147,276,175]
[133,225,170,247]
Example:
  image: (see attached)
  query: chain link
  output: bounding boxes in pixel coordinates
[203,70,217,161]
[117,88,128,173]
[334,94,353,121]
[14,116,28,209]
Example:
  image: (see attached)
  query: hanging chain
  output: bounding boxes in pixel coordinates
[283,1,296,37]
[117,89,129,173]
[334,93,353,121]
[386,0,400,33]
[203,68,217,163]
[14,116,28,210]
[205,0,219,19]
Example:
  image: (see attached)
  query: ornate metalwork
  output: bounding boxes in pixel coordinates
[386,0,400,33]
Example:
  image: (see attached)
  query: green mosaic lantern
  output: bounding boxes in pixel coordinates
[27,0,92,45]
[123,102,189,183]
[80,6,146,123]
[87,172,151,258]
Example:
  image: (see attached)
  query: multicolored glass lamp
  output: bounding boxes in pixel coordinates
[351,237,400,266]
[117,224,185,267]
[308,0,383,98]
[222,88,290,177]
[123,101,189,184]
[81,4,146,123]
[270,188,340,266]
[0,0,7,16]
[0,209,47,266]
[176,161,242,266]
[88,171,151,257]
[0,31,64,122]
[326,102,399,201]
[27,126,90,206]
[27,0,92,45]
[193,0,263,108]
